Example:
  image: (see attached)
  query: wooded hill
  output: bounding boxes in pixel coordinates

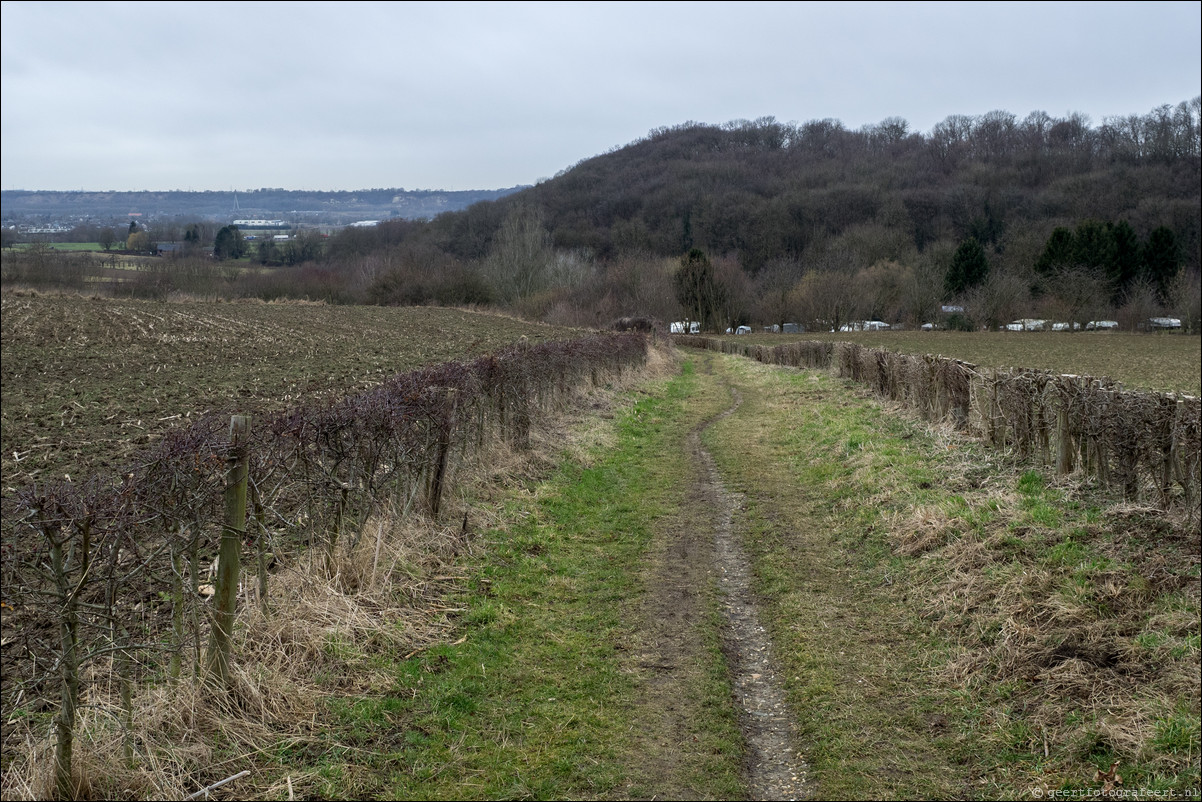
[423,100,1201,271]
[309,98,1199,331]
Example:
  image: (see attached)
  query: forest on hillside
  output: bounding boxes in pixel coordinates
[4,99,1200,332]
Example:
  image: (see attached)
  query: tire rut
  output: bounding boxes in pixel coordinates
[692,383,813,801]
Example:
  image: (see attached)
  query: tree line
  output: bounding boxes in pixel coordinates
[2,99,1198,330]
[328,98,1201,331]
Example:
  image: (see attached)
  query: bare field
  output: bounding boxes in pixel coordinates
[0,293,585,487]
[735,330,1201,396]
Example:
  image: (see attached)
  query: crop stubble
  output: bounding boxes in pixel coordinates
[1,295,584,489]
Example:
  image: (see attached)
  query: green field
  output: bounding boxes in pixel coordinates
[0,294,585,487]
[732,330,1202,396]
[8,242,106,252]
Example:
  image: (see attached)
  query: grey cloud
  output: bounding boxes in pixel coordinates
[3,0,1198,191]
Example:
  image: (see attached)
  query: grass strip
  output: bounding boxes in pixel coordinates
[283,357,745,800]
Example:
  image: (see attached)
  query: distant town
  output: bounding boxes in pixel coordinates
[0,186,526,237]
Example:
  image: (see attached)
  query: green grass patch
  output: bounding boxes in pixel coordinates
[8,241,107,251]
[691,349,1200,799]
[274,358,745,800]
[700,355,977,799]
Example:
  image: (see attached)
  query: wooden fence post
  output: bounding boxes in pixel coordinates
[205,415,250,690]
[1094,384,1111,490]
[168,532,185,680]
[1056,395,1075,476]
[428,388,457,520]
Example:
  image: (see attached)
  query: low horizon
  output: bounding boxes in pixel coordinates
[3,185,529,194]
[4,0,1199,193]
[6,92,1200,196]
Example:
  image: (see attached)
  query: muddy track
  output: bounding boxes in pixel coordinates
[693,381,812,801]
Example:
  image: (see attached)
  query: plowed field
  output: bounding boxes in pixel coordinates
[1,294,583,487]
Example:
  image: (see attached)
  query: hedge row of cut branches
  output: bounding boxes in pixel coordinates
[0,332,649,741]
[674,335,1201,516]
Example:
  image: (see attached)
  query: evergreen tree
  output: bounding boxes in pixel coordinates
[1143,226,1181,303]
[213,225,245,260]
[674,248,725,331]
[1072,219,1114,270]
[256,237,277,265]
[1107,220,1142,303]
[1036,227,1076,275]
[944,237,989,298]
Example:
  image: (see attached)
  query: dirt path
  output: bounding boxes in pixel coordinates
[696,385,812,801]
[629,445,729,799]
[627,363,811,800]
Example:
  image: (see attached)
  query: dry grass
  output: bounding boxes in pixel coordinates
[890,431,1201,792]
[0,343,679,801]
[2,504,468,800]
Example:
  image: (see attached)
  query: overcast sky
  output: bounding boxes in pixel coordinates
[2,1,1199,192]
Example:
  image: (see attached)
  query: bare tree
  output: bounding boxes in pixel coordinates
[791,260,865,332]
[854,260,911,323]
[1040,266,1111,330]
[1117,278,1162,331]
[899,257,946,327]
[549,248,596,291]
[965,269,1032,330]
[601,254,676,321]
[1167,269,1201,333]
[714,255,754,332]
[755,258,804,331]
[485,204,555,305]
